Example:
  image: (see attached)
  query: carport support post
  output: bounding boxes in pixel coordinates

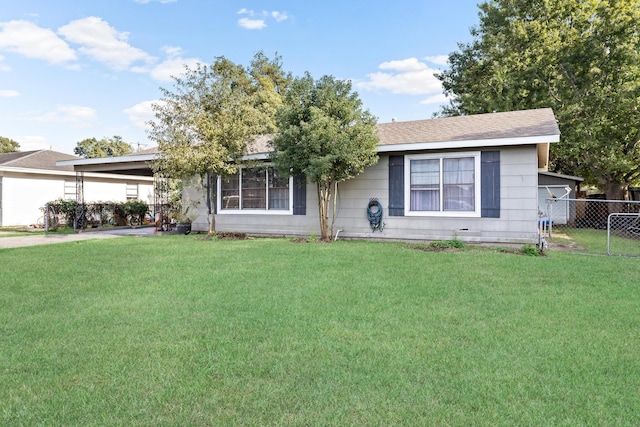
[154,174,169,227]
[74,171,85,233]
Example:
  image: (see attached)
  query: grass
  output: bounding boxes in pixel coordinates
[1,236,639,425]
[551,226,640,256]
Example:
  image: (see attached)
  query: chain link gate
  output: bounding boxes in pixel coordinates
[541,197,640,256]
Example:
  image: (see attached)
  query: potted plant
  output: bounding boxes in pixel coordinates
[174,206,195,235]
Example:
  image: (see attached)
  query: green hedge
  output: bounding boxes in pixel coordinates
[42,199,150,228]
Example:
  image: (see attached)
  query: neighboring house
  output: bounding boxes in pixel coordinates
[538,171,584,225]
[0,150,154,227]
[59,108,561,245]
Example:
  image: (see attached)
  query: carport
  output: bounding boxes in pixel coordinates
[56,149,166,230]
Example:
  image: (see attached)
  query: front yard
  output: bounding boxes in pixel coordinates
[1,237,639,425]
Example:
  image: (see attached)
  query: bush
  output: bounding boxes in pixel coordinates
[522,244,541,256]
[42,199,149,228]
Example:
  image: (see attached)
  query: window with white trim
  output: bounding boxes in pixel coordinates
[64,180,76,200]
[126,183,139,200]
[405,152,481,216]
[219,166,292,214]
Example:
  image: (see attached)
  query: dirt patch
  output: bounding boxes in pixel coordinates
[216,232,247,240]
[406,244,461,253]
[547,232,587,252]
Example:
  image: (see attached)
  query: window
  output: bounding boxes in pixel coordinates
[64,180,76,200]
[126,183,139,200]
[219,166,292,214]
[405,152,480,216]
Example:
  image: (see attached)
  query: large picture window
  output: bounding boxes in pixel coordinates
[405,152,480,216]
[219,166,292,214]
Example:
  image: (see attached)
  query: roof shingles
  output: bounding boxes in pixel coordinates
[376,108,559,146]
[0,150,80,172]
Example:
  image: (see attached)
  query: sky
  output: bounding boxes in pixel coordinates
[0,0,481,155]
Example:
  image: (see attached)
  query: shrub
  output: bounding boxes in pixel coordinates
[522,244,541,256]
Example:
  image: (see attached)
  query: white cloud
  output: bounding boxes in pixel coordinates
[150,46,201,82]
[35,104,97,123]
[356,57,443,95]
[0,20,77,64]
[379,58,426,72]
[58,16,155,71]
[13,135,49,151]
[238,18,266,30]
[124,100,162,129]
[151,57,200,82]
[237,9,288,29]
[0,89,19,97]
[424,55,449,66]
[271,11,288,22]
[419,93,448,105]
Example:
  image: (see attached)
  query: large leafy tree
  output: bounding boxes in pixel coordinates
[74,135,133,158]
[149,52,290,235]
[0,136,20,153]
[437,0,640,199]
[271,74,380,241]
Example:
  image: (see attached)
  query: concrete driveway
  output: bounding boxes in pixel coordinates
[0,226,157,249]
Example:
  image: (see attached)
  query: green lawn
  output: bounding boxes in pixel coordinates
[1,236,639,425]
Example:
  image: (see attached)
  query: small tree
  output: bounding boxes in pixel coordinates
[0,136,20,153]
[74,136,134,158]
[271,74,379,241]
[149,52,290,235]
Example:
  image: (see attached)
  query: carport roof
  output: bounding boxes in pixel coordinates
[56,152,157,176]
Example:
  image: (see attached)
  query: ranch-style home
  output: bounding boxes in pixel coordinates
[59,108,561,244]
[0,150,154,227]
[201,108,560,243]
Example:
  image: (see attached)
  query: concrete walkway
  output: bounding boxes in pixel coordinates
[0,227,157,249]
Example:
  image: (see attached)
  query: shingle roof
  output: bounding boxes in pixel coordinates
[0,150,80,172]
[376,108,559,147]
[119,108,560,157]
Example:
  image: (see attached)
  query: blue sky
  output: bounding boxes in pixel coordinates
[1,0,481,155]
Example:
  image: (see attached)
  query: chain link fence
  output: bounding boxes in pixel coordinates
[540,197,640,256]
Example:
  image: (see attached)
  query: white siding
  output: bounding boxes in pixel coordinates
[0,171,154,226]
[2,175,64,226]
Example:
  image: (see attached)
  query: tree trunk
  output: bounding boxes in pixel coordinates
[208,212,215,236]
[599,178,627,201]
[317,181,331,241]
[205,172,216,236]
[599,177,628,216]
[330,180,338,239]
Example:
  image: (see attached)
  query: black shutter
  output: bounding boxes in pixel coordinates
[292,174,306,215]
[481,151,500,218]
[388,155,404,216]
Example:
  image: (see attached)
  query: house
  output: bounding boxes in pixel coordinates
[58,108,561,244]
[0,150,154,227]
[190,108,560,244]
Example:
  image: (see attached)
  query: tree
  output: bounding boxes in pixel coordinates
[436,0,640,199]
[271,74,380,241]
[0,136,20,153]
[74,136,133,158]
[149,52,290,235]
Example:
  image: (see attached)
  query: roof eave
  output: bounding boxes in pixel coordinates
[56,153,157,167]
[377,134,560,153]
